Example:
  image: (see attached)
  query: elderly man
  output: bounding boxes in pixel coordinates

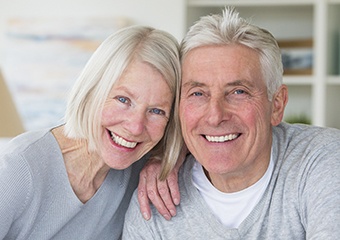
[124,7,340,239]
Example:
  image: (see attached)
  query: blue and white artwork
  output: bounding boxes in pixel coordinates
[2,17,129,131]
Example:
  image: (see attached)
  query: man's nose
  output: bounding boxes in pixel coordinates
[206,98,231,126]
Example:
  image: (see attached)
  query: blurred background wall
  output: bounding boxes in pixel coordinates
[0,0,185,137]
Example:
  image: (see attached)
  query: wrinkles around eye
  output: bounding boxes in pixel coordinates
[116,96,130,104]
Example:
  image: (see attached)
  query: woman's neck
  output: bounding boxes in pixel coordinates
[52,126,110,203]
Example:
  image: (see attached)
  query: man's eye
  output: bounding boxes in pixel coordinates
[192,92,203,96]
[234,89,245,95]
[150,108,165,115]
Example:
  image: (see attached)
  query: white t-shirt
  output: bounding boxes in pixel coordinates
[192,151,274,228]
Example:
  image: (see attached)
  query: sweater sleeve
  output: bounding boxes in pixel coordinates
[122,189,157,240]
[0,152,33,238]
[300,141,340,239]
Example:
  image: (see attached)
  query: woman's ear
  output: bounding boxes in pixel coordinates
[271,84,288,126]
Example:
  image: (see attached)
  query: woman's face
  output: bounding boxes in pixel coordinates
[99,60,173,169]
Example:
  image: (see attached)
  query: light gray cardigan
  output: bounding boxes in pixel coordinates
[0,129,146,239]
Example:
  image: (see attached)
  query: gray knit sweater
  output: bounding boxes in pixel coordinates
[123,123,340,239]
[0,129,146,239]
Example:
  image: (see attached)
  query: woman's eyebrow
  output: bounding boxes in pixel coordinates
[114,86,135,97]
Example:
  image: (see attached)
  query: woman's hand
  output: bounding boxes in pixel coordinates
[137,157,180,220]
[137,146,187,220]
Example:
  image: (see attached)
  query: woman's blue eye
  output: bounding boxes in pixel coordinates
[117,96,128,103]
[150,108,165,115]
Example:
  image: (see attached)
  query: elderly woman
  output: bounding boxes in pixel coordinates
[0,25,183,239]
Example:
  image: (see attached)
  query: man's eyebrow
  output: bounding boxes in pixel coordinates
[226,79,256,88]
[182,79,255,88]
[182,81,206,88]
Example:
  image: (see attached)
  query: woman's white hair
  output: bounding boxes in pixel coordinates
[64,25,183,170]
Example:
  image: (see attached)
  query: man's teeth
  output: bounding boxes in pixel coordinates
[111,133,137,148]
[205,134,238,143]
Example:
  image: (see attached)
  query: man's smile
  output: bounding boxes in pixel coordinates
[204,133,239,143]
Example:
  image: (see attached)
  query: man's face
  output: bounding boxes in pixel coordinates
[180,44,280,186]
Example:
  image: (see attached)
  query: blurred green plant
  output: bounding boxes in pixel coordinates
[285,114,311,125]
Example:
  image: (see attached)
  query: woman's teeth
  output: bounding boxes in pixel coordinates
[111,132,137,148]
[205,134,238,143]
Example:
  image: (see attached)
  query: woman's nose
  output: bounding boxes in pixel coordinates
[126,110,147,136]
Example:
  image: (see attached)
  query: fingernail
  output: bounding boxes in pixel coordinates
[163,214,171,220]
[174,198,179,205]
[143,212,150,220]
[170,210,176,217]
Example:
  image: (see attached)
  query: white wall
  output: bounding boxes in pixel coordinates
[0,0,185,64]
[0,0,185,135]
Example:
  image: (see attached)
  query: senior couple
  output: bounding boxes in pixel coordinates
[1,7,339,240]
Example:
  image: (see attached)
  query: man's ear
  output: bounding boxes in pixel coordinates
[271,84,288,126]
